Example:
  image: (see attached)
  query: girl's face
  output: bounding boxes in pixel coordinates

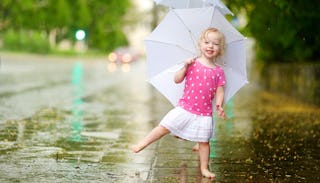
[199,32,222,60]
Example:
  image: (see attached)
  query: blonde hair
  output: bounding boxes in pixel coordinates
[199,28,226,57]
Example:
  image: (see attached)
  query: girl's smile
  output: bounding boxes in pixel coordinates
[200,32,222,60]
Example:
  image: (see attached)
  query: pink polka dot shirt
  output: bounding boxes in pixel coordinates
[178,59,226,116]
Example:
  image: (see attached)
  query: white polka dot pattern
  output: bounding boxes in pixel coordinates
[178,60,226,116]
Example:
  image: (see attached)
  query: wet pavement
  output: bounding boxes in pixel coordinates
[0,52,320,183]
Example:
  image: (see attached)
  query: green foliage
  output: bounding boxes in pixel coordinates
[0,0,133,53]
[46,0,72,29]
[83,0,132,52]
[2,30,50,54]
[226,0,320,62]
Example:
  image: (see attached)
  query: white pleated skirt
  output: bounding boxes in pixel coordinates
[159,107,215,142]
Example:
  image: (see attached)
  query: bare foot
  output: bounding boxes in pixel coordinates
[192,143,199,151]
[201,169,215,179]
[130,145,142,153]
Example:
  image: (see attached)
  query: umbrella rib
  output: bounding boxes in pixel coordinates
[145,39,195,54]
[231,37,247,43]
[210,7,216,27]
[171,10,198,52]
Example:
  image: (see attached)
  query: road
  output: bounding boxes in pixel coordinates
[0,53,145,123]
[0,53,162,182]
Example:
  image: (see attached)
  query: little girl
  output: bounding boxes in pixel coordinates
[131,28,227,179]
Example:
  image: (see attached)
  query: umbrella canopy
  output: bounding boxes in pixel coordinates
[144,6,247,106]
[154,0,233,15]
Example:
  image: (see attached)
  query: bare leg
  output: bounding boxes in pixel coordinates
[198,142,215,179]
[131,125,170,153]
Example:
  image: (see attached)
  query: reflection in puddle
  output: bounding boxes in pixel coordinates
[210,100,236,159]
[107,62,117,72]
[121,63,131,72]
[106,62,132,73]
[71,62,84,142]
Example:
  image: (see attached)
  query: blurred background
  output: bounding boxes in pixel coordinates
[0,0,319,104]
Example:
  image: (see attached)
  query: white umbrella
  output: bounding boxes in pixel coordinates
[154,0,234,15]
[145,6,248,106]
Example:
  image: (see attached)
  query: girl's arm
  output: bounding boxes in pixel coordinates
[174,58,194,83]
[215,86,226,119]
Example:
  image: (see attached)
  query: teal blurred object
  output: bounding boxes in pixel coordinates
[71,62,84,142]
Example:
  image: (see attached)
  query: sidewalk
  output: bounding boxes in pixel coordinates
[145,129,256,183]
[148,136,209,183]
[144,84,320,183]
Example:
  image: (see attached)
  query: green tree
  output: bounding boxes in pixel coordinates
[0,0,133,53]
[84,0,131,51]
[0,0,35,30]
[226,0,320,62]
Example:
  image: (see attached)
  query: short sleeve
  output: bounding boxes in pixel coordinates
[218,69,226,86]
